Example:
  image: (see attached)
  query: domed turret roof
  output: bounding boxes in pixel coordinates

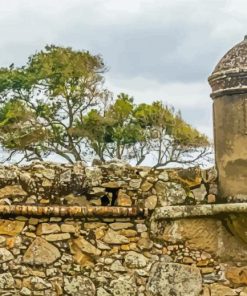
[208,36,247,98]
[213,36,247,74]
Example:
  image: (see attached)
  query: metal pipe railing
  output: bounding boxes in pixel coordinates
[0,205,148,218]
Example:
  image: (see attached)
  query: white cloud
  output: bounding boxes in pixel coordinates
[0,0,246,141]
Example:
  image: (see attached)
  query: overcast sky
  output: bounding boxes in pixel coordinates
[0,0,247,139]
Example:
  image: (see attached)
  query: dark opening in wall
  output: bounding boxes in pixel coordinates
[101,195,110,206]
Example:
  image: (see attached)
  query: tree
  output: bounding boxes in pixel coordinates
[0,45,110,163]
[0,45,211,167]
[78,94,212,167]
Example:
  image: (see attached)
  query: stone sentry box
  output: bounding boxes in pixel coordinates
[208,36,247,199]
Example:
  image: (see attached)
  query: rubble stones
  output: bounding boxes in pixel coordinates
[71,236,101,256]
[110,278,137,296]
[0,185,27,199]
[0,162,242,295]
[0,220,25,236]
[147,262,202,296]
[23,237,61,265]
[156,181,187,206]
[0,248,14,263]
[64,276,95,295]
[0,273,15,289]
[103,229,129,244]
[124,251,148,269]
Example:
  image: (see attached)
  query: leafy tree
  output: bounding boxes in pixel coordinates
[0,45,110,163]
[79,94,211,167]
[0,45,211,167]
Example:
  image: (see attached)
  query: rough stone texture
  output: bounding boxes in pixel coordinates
[110,278,137,296]
[156,181,187,206]
[146,262,202,296]
[159,218,247,261]
[124,251,148,268]
[36,223,60,235]
[0,220,25,236]
[23,237,61,265]
[0,163,243,295]
[0,272,15,289]
[226,266,247,285]
[192,184,207,202]
[64,276,95,295]
[71,236,101,256]
[144,195,158,210]
[103,229,129,244]
[97,287,111,296]
[0,185,27,199]
[0,248,14,263]
[210,283,237,296]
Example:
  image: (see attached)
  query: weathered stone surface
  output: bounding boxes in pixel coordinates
[137,237,153,250]
[120,229,137,237]
[23,276,52,290]
[0,185,27,199]
[147,262,202,296]
[102,181,121,188]
[97,240,111,250]
[145,195,158,210]
[20,287,32,295]
[97,287,111,296]
[136,224,147,233]
[36,223,60,235]
[71,236,101,256]
[0,220,25,236]
[64,276,95,295]
[116,190,132,206]
[103,229,129,244]
[0,272,15,289]
[159,218,247,261]
[23,237,61,265]
[71,249,94,267]
[0,248,13,263]
[84,222,106,229]
[110,222,133,230]
[64,194,89,206]
[226,266,247,285]
[61,224,77,233]
[129,179,142,189]
[110,278,137,296]
[192,184,207,202]
[227,214,247,243]
[156,181,186,206]
[168,167,202,187]
[161,218,218,252]
[158,171,169,181]
[207,194,216,203]
[89,187,106,197]
[124,251,147,268]
[141,181,153,192]
[110,260,126,272]
[44,233,71,241]
[210,283,237,296]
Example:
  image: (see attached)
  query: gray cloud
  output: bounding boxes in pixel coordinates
[0,0,246,138]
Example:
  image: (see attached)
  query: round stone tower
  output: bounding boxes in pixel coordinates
[208,36,247,200]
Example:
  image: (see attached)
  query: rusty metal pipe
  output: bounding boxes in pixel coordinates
[0,205,148,218]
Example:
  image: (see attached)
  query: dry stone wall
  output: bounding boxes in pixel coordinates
[0,161,245,295]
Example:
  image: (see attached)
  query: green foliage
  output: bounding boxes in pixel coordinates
[0,45,109,163]
[0,45,211,166]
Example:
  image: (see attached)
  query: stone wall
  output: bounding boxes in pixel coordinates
[0,162,245,295]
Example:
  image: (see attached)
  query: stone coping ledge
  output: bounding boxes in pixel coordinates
[0,204,148,217]
[153,203,247,220]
